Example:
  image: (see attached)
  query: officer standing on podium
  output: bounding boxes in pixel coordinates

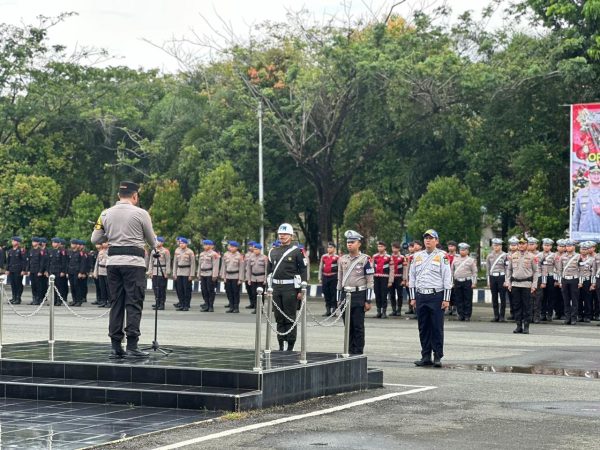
[91,181,157,359]
[409,229,452,368]
[267,223,307,351]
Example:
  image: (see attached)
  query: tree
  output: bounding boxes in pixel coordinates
[183,161,261,249]
[408,176,482,247]
[0,175,60,238]
[54,192,104,241]
[149,180,187,243]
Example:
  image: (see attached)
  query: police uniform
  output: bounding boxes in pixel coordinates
[147,237,171,310]
[318,244,339,316]
[67,240,87,306]
[247,244,268,314]
[506,237,519,319]
[506,239,539,333]
[527,237,544,323]
[27,238,48,305]
[244,242,256,309]
[6,237,26,304]
[48,237,68,306]
[486,238,508,322]
[408,230,452,366]
[337,230,373,355]
[197,240,220,312]
[556,240,581,325]
[93,246,110,307]
[389,247,405,316]
[578,241,595,322]
[267,223,307,351]
[372,245,392,318]
[593,243,600,320]
[91,180,157,358]
[553,240,567,319]
[172,239,195,311]
[539,238,557,322]
[220,241,244,313]
[452,243,477,321]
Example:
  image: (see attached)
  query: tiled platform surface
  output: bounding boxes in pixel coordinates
[0,341,382,411]
[0,397,217,449]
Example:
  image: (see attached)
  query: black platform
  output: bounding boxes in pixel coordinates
[0,342,383,412]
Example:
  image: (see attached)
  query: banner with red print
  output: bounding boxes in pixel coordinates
[570,103,600,241]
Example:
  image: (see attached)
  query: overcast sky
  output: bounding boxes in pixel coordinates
[1,0,505,72]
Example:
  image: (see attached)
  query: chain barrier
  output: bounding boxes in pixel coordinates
[54,287,111,320]
[262,296,306,337]
[305,300,348,327]
[5,284,49,318]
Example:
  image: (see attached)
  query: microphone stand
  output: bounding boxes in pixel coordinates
[142,249,173,355]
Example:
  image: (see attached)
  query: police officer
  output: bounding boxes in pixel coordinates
[486,238,508,322]
[248,243,268,314]
[38,238,49,301]
[553,239,567,320]
[47,237,68,306]
[404,240,422,316]
[147,237,170,310]
[93,242,110,307]
[336,230,373,355]
[220,241,244,313]
[318,242,339,316]
[445,241,458,316]
[27,237,48,305]
[172,236,184,308]
[578,241,595,323]
[409,230,452,368]
[372,241,391,318]
[556,239,581,325]
[539,238,557,322]
[91,180,157,358]
[267,223,307,351]
[244,241,256,309]
[592,241,600,321]
[5,237,26,304]
[67,240,85,307]
[172,237,195,311]
[452,243,477,321]
[506,237,539,334]
[506,236,519,320]
[198,240,220,312]
[389,242,405,316]
[527,237,544,323]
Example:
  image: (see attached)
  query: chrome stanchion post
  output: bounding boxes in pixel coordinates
[48,275,55,344]
[300,281,308,364]
[0,274,6,352]
[253,287,264,372]
[264,287,273,354]
[343,290,351,358]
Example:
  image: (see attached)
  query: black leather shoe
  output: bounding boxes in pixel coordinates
[97,303,106,308]
[499,317,506,322]
[173,303,180,308]
[376,310,382,318]
[126,348,149,358]
[225,308,234,313]
[208,307,214,312]
[414,359,434,367]
[381,311,387,319]
[200,304,209,311]
[523,323,530,334]
[91,301,100,305]
[564,320,571,325]
[232,308,240,313]
[157,305,165,310]
[513,324,523,333]
[245,305,254,309]
[73,302,82,307]
[251,309,256,314]
[433,355,442,368]
[110,343,125,359]
[181,307,189,311]
[490,317,499,322]
[584,318,591,323]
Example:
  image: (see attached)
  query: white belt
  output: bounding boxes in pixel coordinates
[344,286,368,292]
[582,277,591,281]
[417,288,442,295]
[272,279,295,285]
[455,278,470,282]
[562,275,577,280]
[491,272,505,277]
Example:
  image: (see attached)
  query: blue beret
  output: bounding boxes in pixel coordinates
[51,237,61,243]
[60,238,67,245]
[254,243,263,250]
[156,236,165,243]
[32,237,40,243]
[70,239,78,244]
[11,236,22,243]
[39,237,47,244]
[202,239,214,245]
[248,240,256,246]
[176,236,183,242]
[179,238,189,245]
[228,241,240,248]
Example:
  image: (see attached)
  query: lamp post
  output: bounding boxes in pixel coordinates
[258,101,265,248]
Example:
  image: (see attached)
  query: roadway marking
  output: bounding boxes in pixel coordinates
[153,385,437,449]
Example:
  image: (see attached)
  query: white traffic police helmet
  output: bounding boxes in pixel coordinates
[277,223,294,235]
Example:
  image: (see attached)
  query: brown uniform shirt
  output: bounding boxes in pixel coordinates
[197,250,220,278]
[556,252,581,283]
[336,253,374,291]
[173,248,195,277]
[93,249,108,277]
[220,251,244,281]
[452,254,478,283]
[248,254,268,283]
[147,246,171,277]
[506,251,539,288]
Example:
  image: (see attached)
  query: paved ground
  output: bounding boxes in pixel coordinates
[2,288,600,449]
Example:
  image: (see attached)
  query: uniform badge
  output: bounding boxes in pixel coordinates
[287,257,292,261]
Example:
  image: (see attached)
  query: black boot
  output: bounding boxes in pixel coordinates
[376,308,382,318]
[323,307,331,317]
[286,341,295,351]
[523,322,530,334]
[381,309,388,319]
[278,340,285,351]
[126,338,149,358]
[513,322,523,333]
[110,340,125,359]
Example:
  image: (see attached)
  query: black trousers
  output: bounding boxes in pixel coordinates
[250,282,265,309]
[594,289,600,318]
[322,275,338,311]
[152,276,167,306]
[373,276,389,310]
[341,291,367,355]
[79,276,88,302]
[532,282,543,321]
[489,275,506,319]
[94,277,101,302]
[68,273,80,303]
[30,272,40,302]
[273,285,299,343]
[389,277,404,312]
[246,282,255,307]
[561,279,579,323]
[175,276,192,308]
[511,286,532,324]
[416,291,445,359]
[553,285,564,318]
[107,266,145,344]
[541,277,556,319]
[39,274,48,301]
[200,276,216,307]
[8,271,23,300]
[225,279,241,309]
[579,280,593,320]
[98,275,109,304]
[454,280,473,319]
[56,274,69,304]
